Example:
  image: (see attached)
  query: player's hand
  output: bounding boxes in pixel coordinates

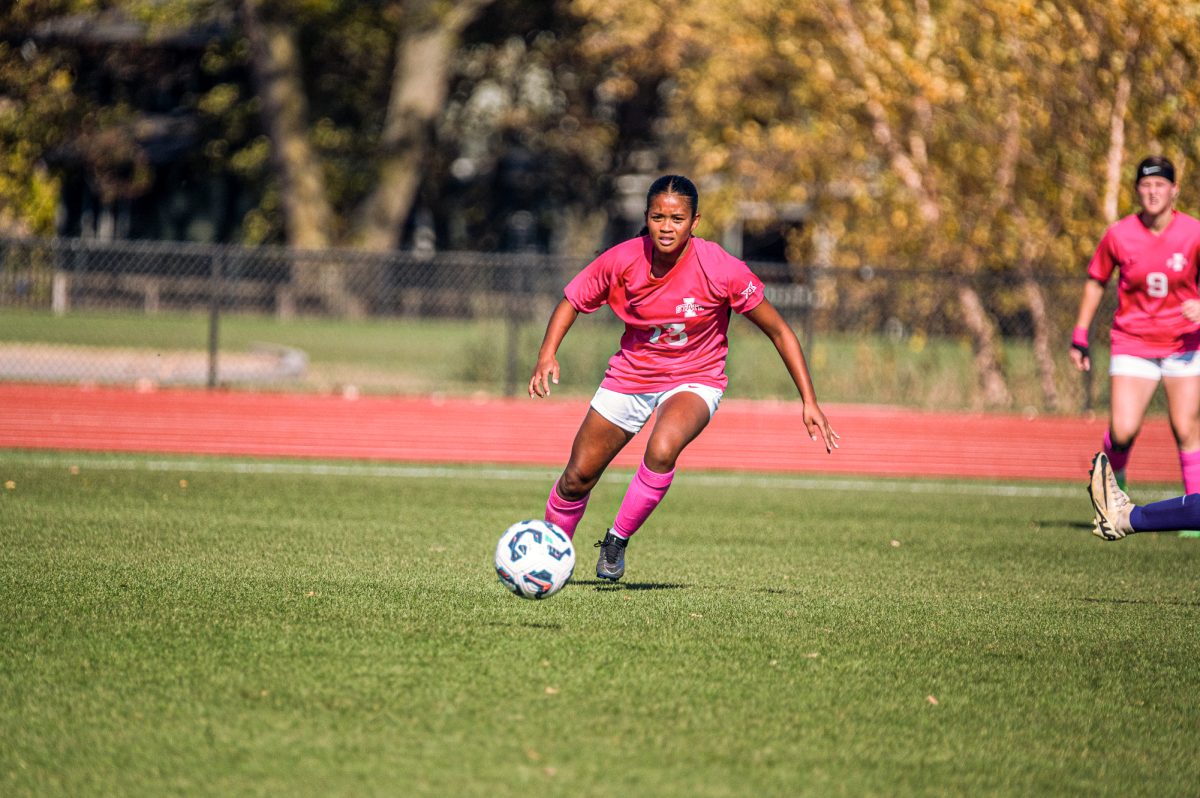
[1183,299,1200,323]
[528,356,560,398]
[1069,345,1090,372]
[803,404,840,454]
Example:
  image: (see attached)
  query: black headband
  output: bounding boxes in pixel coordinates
[1136,159,1176,184]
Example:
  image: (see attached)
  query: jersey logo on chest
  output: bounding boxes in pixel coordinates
[675,298,705,318]
[1168,253,1188,272]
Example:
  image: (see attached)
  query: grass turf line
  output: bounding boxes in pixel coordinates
[1,456,1198,797]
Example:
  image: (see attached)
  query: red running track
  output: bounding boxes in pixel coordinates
[0,383,1186,484]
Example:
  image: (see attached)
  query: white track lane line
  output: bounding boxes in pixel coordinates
[4,450,1178,501]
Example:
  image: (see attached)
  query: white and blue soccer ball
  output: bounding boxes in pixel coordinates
[494,519,575,599]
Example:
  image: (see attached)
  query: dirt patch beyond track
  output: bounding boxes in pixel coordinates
[0,383,1185,485]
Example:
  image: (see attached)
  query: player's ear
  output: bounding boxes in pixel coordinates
[689,213,701,233]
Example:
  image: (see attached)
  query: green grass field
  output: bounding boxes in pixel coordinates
[2,451,1197,797]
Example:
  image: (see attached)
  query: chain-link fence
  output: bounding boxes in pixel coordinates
[0,236,1104,411]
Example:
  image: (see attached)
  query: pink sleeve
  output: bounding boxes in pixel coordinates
[719,251,767,315]
[1086,227,1117,283]
[563,251,614,314]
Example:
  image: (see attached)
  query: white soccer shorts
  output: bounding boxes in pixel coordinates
[1110,351,1200,381]
[589,383,724,434]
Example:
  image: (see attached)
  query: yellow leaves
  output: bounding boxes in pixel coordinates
[813,58,837,84]
[312,118,352,151]
[229,136,272,176]
[595,75,638,104]
[693,147,729,179]
[197,84,240,117]
[49,69,73,94]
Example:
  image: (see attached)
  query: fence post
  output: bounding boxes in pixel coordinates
[51,272,70,315]
[802,286,814,355]
[504,260,525,397]
[51,238,72,315]
[207,250,223,389]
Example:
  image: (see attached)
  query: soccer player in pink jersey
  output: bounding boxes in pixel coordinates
[528,175,838,581]
[1070,156,1200,520]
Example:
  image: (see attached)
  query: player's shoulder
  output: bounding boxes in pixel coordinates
[690,236,733,258]
[610,235,651,254]
[1171,210,1200,232]
[1109,214,1143,235]
[587,236,649,272]
[690,237,746,270]
[1099,214,1146,246]
[598,236,650,264]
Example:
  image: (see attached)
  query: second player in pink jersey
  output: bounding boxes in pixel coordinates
[1071,155,1200,501]
[529,175,838,581]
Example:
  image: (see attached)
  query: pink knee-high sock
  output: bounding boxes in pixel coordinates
[545,481,589,540]
[1104,430,1132,476]
[1180,450,1200,494]
[612,461,675,539]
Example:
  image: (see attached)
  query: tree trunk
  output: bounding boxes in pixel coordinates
[1102,71,1132,224]
[351,0,496,251]
[956,282,1012,408]
[831,0,1010,405]
[1021,273,1059,412]
[240,0,333,250]
[240,0,363,317]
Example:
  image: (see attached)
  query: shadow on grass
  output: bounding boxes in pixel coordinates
[1064,520,1200,537]
[569,580,801,595]
[571,578,689,592]
[1076,596,1200,608]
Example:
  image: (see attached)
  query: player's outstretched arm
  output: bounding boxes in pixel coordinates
[1070,279,1106,372]
[744,299,839,453]
[529,298,579,398]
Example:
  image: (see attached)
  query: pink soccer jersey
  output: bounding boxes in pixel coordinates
[1088,210,1200,357]
[563,236,766,392]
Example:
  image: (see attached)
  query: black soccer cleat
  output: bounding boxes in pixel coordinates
[594,530,628,581]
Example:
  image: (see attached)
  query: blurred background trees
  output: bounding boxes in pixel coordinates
[2,0,1200,406]
[578,0,1200,409]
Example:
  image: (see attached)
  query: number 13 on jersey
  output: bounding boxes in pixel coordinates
[649,323,688,346]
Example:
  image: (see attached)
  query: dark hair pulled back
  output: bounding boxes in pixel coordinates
[645,174,699,217]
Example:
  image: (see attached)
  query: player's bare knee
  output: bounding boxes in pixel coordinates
[642,446,679,474]
[557,467,597,500]
[1172,429,1200,450]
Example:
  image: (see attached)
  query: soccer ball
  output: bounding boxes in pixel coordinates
[494,519,575,599]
